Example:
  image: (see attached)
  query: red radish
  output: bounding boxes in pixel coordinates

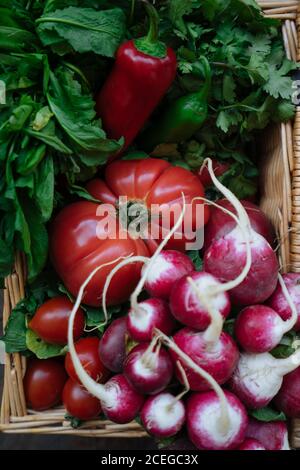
[204,199,275,250]
[169,271,231,331]
[170,327,239,391]
[127,298,175,342]
[235,277,297,353]
[237,438,266,450]
[235,306,285,353]
[102,373,144,423]
[98,317,127,372]
[274,366,300,418]
[124,339,173,394]
[140,361,188,438]
[187,390,248,450]
[268,273,300,331]
[245,419,289,450]
[230,349,300,409]
[67,260,144,424]
[142,250,194,300]
[156,329,247,450]
[201,160,278,306]
[141,392,185,438]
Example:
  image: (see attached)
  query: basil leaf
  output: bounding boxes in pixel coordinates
[36,7,126,57]
[26,329,67,359]
[250,407,286,423]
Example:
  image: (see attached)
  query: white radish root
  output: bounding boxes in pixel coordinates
[154,328,230,435]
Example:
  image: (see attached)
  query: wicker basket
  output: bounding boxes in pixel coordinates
[1,0,300,446]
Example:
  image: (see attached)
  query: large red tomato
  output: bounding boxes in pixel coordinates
[51,158,208,306]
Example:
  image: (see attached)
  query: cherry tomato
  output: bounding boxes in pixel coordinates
[29,296,85,345]
[62,379,102,420]
[51,158,208,306]
[24,358,67,411]
[65,337,109,384]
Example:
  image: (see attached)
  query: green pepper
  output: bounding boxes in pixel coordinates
[143,57,211,151]
[16,144,47,175]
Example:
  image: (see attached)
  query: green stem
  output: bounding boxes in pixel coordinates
[129,0,136,25]
[61,61,90,90]
[143,1,159,44]
[195,56,211,99]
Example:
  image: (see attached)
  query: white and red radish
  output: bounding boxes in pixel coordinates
[127,298,176,342]
[141,392,186,438]
[98,316,127,373]
[67,260,144,424]
[123,339,174,394]
[245,419,290,450]
[235,305,285,353]
[142,249,194,300]
[187,390,248,451]
[274,366,300,418]
[156,330,247,450]
[230,349,300,409]
[234,274,298,353]
[169,271,231,331]
[170,326,239,391]
[140,361,189,438]
[237,438,266,450]
[204,199,275,251]
[268,273,300,331]
[202,160,278,306]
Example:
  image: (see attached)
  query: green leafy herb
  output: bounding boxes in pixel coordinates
[186,250,203,270]
[250,407,286,423]
[26,329,67,359]
[36,7,126,57]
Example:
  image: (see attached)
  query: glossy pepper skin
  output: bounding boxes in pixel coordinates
[143,57,211,151]
[96,3,177,159]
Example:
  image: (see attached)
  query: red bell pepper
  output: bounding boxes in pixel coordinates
[96,2,177,158]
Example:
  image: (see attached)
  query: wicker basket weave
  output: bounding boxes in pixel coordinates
[1,0,300,446]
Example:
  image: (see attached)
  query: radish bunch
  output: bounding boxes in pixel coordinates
[66,158,297,450]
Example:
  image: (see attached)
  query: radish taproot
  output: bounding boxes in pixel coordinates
[245,419,289,450]
[67,260,144,424]
[170,326,239,391]
[170,271,230,331]
[268,273,300,331]
[204,199,275,250]
[230,349,300,409]
[127,298,175,342]
[187,390,248,450]
[139,361,188,438]
[155,330,247,450]
[234,274,298,353]
[98,316,127,373]
[202,160,278,305]
[274,366,300,418]
[123,339,174,394]
[141,392,186,438]
[237,438,266,450]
